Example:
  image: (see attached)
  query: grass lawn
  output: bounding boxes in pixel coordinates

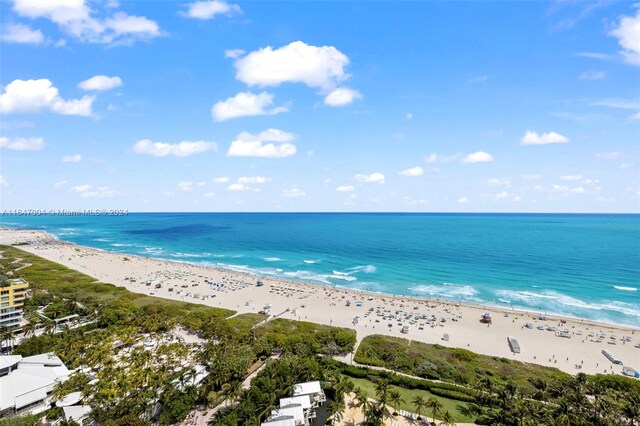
[347,376,475,423]
[227,313,268,332]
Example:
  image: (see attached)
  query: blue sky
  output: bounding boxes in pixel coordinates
[0,0,639,213]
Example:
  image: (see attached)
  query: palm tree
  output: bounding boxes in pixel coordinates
[412,394,426,420]
[388,389,404,416]
[327,398,347,425]
[426,396,443,425]
[353,387,368,422]
[374,379,389,419]
[438,410,456,426]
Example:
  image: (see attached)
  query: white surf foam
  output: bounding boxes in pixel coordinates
[410,284,479,299]
[613,285,638,292]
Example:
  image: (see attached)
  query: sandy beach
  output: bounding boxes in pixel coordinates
[1,228,638,377]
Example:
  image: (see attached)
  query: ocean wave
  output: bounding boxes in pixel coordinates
[346,265,377,274]
[303,259,318,264]
[111,243,134,247]
[410,284,479,299]
[494,289,640,319]
[170,252,206,258]
[613,285,638,292]
[328,274,357,282]
[264,257,282,262]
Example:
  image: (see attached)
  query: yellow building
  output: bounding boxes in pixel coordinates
[0,278,29,328]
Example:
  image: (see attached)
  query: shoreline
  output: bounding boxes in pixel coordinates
[1,227,638,377]
[4,226,635,331]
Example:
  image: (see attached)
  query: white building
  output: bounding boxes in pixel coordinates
[262,381,325,426]
[0,353,70,418]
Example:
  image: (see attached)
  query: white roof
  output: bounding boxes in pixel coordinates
[0,353,69,412]
[280,395,311,410]
[271,405,304,422]
[56,391,83,407]
[63,405,92,421]
[293,381,322,396]
[0,355,22,369]
[261,418,296,426]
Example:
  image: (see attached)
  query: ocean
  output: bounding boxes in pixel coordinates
[2,213,638,327]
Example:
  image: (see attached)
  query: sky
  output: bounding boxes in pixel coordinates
[0,0,639,213]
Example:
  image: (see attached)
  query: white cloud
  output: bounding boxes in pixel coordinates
[399,166,424,177]
[11,0,162,45]
[213,176,229,183]
[560,174,583,181]
[336,185,354,192]
[610,11,640,65]
[78,75,123,91]
[457,196,468,204]
[0,176,8,187]
[0,79,94,116]
[573,52,614,60]
[225,48,245,58]
[132,139,217,157]
[203,192,215,198]
[54,180,67,188]
[579,70,605,80]
[227,128,296,158]
[182,0,241,19]
[212,91,288,121]
[405,112,413,121]
[495,191,511,199]
[237,176,268,184]
[462,151,494,163]
[1,23,44,44]
[281,187,306,198]
[72,184,119,197]
[62,153,82,162]
[355,172,385,184]
[0,136,44,151]
[424,153,459,164]
[487,178,511,187]
[228,183,249,191]
[233,41,352,91]
[323,87,362,106]
[178,181,200,191]
[520,131,569,145]
[549,184,587,195]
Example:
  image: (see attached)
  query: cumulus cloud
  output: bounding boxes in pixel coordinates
[132,139,217,157]
[281,187,306,198]
[457,196,468,204]
[212,91,288,121]
[336,185,354,192]
[399,166,424,177]
[462,151,494,163]
[233,41,350,90]
[424,153,459,164]
[323,87,362,106]
[0,79,94,116]
[213,176,229,183]
[227,128,296,158]
[181,0,241,19]
[520,131,569,145]
[355,172,385,183]
[1,23,44,44]
[0,176,9,187]
[228,183,249,191]
[62,153,82,162]
[237,176,268,184]
[177,181,204,191]
[11,0,162,45]
[78,75,123,91]
[71,184,119,197]
[0,136,44,151]
[610,11,640,66]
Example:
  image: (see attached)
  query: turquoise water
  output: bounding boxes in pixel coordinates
[2,213,639,327]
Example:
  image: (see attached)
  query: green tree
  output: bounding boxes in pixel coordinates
[412,394,426,420]
[426,396,443,425]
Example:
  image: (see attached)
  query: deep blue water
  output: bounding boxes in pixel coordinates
[2,213,639,327]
